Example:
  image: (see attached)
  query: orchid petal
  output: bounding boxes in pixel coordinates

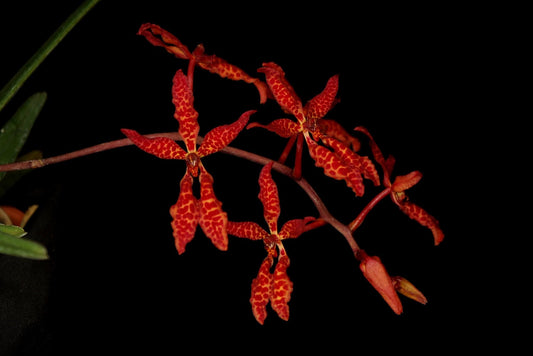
[250,254,274,325]
[359,251,403,315]
[247,118,302,138]
[198,166,228,251]
[226,221,269,240]
[197,54,270,104]
[170,172,200,254]
[197,110,255,158]
[305,134,365,197]
[137,23,192,60]
[279,217,316,239]
[172,70,199,153]
[399,201,444,245]
[318,119,360,152]
[121,129,186,160]
[322,137,380,186]
[258,162,281,234]
[354,126,390,183]
[258,62,306,124]
[304,74,339,121]
[271,246,293,321]
[392,171,423,192]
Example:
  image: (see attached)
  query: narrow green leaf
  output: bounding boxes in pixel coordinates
[0,0,102,112]
[0,223,27,238]
[0,225,48,260]
[0,92,47,182]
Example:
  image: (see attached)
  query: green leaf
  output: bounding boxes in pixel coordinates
[0,224,48,260]
[0,0,102,112]
[0,92,47,182]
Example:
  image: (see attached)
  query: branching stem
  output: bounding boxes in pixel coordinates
[0,131,388,258]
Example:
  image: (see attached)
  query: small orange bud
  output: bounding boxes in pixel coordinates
[391,276,428,305]
[359,251,403,315]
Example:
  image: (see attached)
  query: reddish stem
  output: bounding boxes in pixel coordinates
[349,187,391,232]
[278,134,296,164]
[292,133,304,180]
[0,131,361,256]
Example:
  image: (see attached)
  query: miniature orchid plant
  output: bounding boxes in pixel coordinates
[0,22,444,324]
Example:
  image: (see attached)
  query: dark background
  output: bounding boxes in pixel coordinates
[0,0,497,354]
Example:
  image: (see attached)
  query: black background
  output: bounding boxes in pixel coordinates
[0,0,498,354]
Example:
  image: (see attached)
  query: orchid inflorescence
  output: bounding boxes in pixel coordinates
[121,23,444,324]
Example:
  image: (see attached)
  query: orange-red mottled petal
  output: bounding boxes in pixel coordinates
[226,221,269,240]
[322,137,380,186]
[258,162,281,234]
[304,74,339,121]
[247,118,302,138]
[198,166,228,251]
[319,119,360,152]
[399,201,444,245]
[279,217,316,239]
[359,251,403,315]
[172,70,199,153]
[197,54,270,104]
[270,247,293,321]
[250,254,274,325]
[137,23,191,60]
[258,62,306,124]
[197,110,255,158]
[305,135,365,197]
[170,172,200,254]
[392,171,423,192]
[354,126,389,182]
[121,129,187,160]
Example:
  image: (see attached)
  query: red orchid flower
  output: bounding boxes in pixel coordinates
[354,127,444,245]
[226,162,315,324]
[137,23,270,104]
[249,62,379,196]
[122,69,255,254]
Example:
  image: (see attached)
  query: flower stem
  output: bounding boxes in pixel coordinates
[349,187,391,232]
[0,131,361,256]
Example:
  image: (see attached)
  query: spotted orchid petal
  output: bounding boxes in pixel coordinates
[399,201,444,245]
[354,126,390,183]
[391,171,423,192]
[198,165,228,251]
[250,254,274,325]
[304,74,339,121]
[121,129,186,160]
[137,23,192,60]
[359,251,403,315]
[170,172,200,254]
[279,217,316,239]
[270,246,293,321]
[172,70,199,153]
[226,221,270,241]
[197,110,255,158]
[258,162,281,234]
[258,63,306,124]
[318,119,360,152]
[247,118,302,138]
[305,134,365,197]
[197,54,270,104]
[321,136,380,186]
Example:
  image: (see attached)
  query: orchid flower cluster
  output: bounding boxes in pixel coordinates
[121,23,444,325]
